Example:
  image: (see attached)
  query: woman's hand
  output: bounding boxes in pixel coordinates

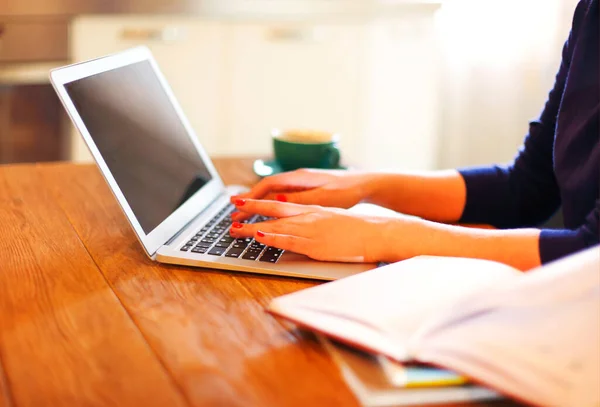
[231,168,377,209]
[228,198,420,263]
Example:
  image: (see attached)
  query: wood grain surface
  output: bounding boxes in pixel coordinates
[0,165,186,407]
[0,364,11,407]
[40,159,359,407]
[0,158,521,407]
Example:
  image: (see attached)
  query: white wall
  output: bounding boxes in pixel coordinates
[434,0,580,169]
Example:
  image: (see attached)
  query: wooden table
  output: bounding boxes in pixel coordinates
[0,158,510,407]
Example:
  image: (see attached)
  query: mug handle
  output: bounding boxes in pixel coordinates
[320,145,341,169]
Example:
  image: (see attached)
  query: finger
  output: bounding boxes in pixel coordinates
[229,219,287,238]
[254,230,364,262]
[230,171,325,202]
[230,211,252,222]
[237,184,310,200]
[265,188,326,205]
[253,231,313,254]
[233,198,320,218]
[229,175,288,202]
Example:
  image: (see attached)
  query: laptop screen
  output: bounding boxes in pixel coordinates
[64,60,213,234]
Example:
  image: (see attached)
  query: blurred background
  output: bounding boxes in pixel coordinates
[0,0,579,170]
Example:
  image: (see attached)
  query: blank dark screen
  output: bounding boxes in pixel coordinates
[64,60,212,234]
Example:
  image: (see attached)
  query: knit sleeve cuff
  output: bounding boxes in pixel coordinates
[539,229,588,264]
[458,166,514,227]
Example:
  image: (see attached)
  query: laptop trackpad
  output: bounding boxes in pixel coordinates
[280,251,311,263]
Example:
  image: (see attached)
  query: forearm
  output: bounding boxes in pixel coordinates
[363,170,467,223]
[381,218,541,271]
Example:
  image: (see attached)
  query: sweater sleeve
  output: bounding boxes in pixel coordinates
[539,201,599,263]
[458,2,586,229]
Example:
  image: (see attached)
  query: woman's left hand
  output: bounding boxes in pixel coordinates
[228,198,415,263]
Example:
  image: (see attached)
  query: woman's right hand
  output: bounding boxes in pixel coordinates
[230,168,377,212]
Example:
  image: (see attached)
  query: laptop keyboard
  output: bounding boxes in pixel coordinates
[179,204,284,263]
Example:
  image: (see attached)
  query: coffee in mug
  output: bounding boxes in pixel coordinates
[271,128,341,171]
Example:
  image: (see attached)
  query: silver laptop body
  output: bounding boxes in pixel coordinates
[50,46,375,280]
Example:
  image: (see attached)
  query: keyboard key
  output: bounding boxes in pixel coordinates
[225,248,244,258]
[190,206,267,257]
[242,251,260,260]
[243,247,263,258]
[180,245,192,252]
[208,247,226,256]
[260,247,283,263]
[259,252,281,262]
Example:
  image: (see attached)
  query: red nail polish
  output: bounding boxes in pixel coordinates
[232,222,244,229]
[275,194,287,202]
[234,198,246,206]
[231,211,240,219]
[256,231,265,237]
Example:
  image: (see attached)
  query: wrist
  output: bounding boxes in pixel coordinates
[372,215,429,263]
[360,173,390,204]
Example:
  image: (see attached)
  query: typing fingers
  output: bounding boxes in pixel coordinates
[232,198,321,219]
[253,232,313,254]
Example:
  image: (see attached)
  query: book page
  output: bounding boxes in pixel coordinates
[415,246,600,407]
[269,255,520,361]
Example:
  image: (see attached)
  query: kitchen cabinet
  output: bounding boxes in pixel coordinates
[222,22,366,161]
[361,12,441,170]
[69,8,441,170]
[0,18,69,62]
[0,17,70,164]
[0,85,67,163]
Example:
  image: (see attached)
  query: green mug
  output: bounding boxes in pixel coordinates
[272,129,341,172]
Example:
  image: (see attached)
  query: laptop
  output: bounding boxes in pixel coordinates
[50,46,376,280]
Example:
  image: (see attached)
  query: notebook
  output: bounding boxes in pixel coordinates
[319,336,502,407]
[267,246,600,407]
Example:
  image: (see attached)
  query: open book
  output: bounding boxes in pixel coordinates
[267,246,600,407]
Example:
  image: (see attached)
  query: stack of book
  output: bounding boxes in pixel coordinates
[320,336,501,406]
[266,247,600,407]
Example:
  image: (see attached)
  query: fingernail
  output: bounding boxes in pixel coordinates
[234,198,246,206]
[231,211,241,219]
[232,222,244,229]
[257,230,265,237]
[275,194,287,202]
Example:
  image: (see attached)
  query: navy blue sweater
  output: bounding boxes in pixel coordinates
[458,0,599,264]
